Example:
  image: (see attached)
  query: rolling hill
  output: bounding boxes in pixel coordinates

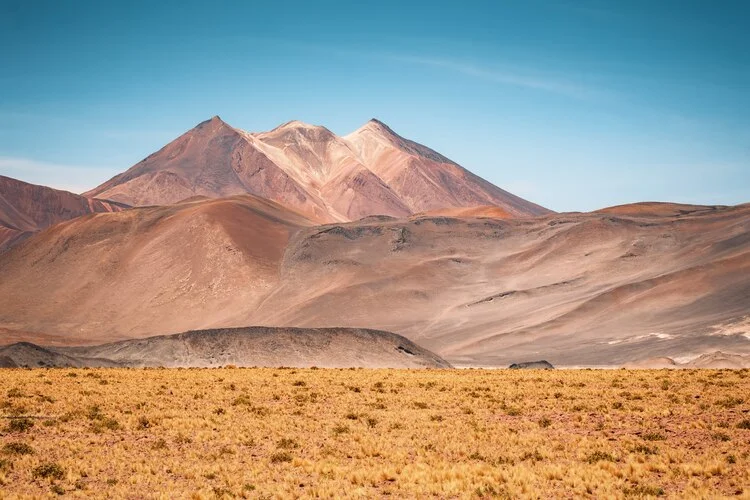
[0,195,746,366]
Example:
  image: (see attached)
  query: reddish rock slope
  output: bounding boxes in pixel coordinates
[0,175,127,252]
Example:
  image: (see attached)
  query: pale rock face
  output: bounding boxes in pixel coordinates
[84,116,551,221]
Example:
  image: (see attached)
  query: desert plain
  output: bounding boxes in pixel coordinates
[1,367,749,498]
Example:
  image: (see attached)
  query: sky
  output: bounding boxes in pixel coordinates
[0,0,748,212]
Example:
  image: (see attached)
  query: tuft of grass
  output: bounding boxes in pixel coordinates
[136,416,151,429]
[520,451,544,462]
[712,432,730,442]
[632,444,658,455]
[475,484,510,498]
[332,423,349,435]
[276,438,299,450]
[152,438,168,450]
[91,416,120,433]
[6,418,34,433]
[2,442,34,455]
[32,462,65,480]
[6,388,23,398]
[232,394,253,406]
[642,432,665,441]
[585,451,617,464]
[538,417,551,428]
[715,396,744,408]
[623,484,664,497]
[269,451,293,464]
[505,407,522,416]
[736,419,750,430]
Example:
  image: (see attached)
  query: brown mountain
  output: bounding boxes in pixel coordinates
[0,175,127,252]
[84,117,550,221]
[251,203,750,366]
[0,197,747,366]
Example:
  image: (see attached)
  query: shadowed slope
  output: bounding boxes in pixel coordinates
[0,175,127,252]
[0,195,313,343]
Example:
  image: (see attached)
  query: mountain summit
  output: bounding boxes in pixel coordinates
[84,118,551,221]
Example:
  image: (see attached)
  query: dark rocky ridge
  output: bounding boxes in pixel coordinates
[508,360,555,369]
[0,326,451,369]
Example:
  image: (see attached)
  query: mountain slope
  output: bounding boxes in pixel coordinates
[0,198,747,365]
[251,202,750,365]
[344,119,550,217]
[85,117,551,220]
[0,194,313,343]
[248,121,412,220]
[0,175,127,252]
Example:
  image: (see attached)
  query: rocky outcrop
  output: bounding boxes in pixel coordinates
[508,360,555,369]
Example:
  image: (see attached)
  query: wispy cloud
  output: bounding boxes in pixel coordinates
[0,157,117,194]
[382,54,606,100]
[254,40,607,101]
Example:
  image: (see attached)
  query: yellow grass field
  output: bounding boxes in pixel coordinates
[1,368,749,498]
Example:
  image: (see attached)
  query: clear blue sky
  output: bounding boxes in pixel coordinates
[0,0,748,211]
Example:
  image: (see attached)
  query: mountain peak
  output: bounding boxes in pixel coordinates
[346,118,458,166]
[275,119,325,131]
[357,118,396,136]
[260,120,337,142]
[194,115,232,131]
